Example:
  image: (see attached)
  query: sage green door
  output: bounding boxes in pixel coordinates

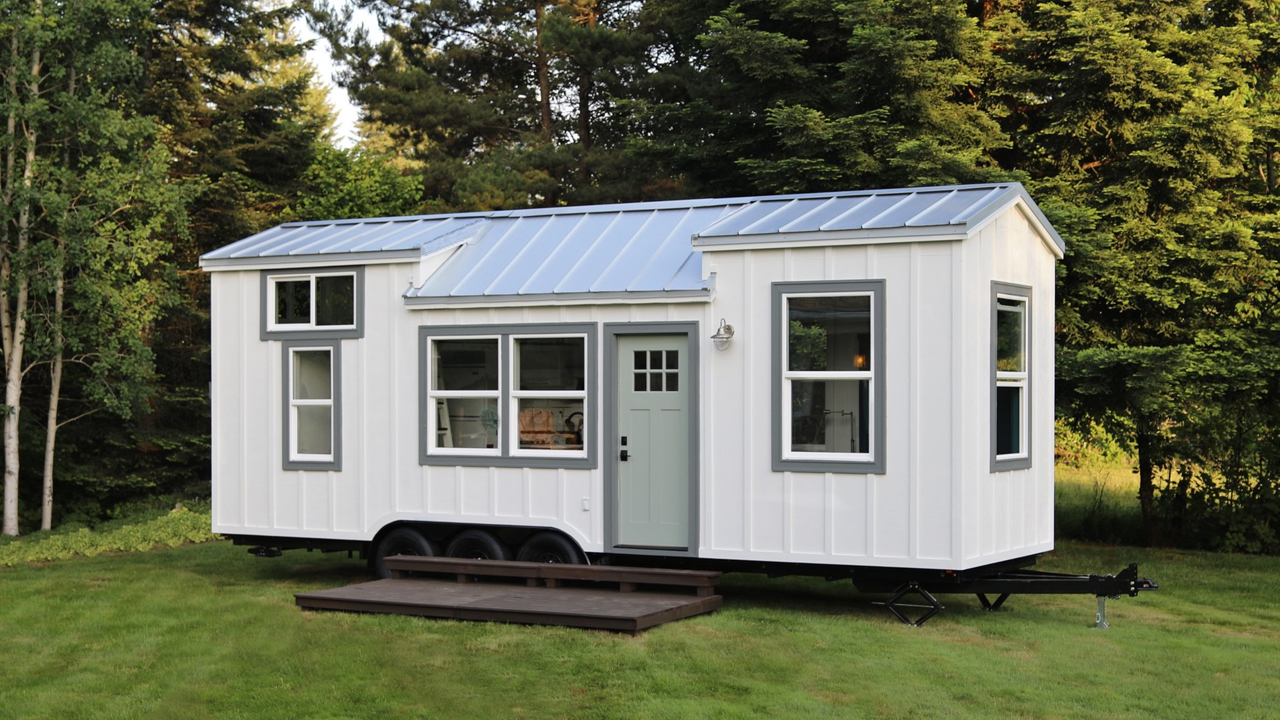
[616,335,690,549]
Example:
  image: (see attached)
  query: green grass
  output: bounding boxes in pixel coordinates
[2,539,1277,719]
[1056,462,1146,545]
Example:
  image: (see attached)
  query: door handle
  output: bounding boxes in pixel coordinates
[620,450,629,461]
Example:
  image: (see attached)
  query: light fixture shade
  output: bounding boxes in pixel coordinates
[711,318,734,351]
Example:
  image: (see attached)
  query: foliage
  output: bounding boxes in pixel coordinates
[283,145,422,221]
[315,0,669,209]
[0,507,216,567]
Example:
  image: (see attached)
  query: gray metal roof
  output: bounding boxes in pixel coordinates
[200,183,1063,304]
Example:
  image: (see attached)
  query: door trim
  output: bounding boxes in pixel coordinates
[603,322,700,558]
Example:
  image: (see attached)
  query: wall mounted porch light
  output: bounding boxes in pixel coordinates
[711,318,735,351]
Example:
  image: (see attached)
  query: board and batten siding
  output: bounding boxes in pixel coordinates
[700,242,962,568]
[210,201,1056,571]
[959,208,1057,565]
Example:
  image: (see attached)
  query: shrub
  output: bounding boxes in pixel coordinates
[0,507,218,567]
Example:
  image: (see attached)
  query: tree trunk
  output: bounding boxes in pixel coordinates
[41,331,62,531]
[1135,426,1162,547]
[2,13,41,536]
[42,66,73,533]
[534,3,554,143]
[578,68,592,151]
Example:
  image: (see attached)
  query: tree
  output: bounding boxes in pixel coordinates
[0,0,186,535]
[988,0,1276,544]
[314,0,665,209]
[284,145,422,221]
[630,0,1009,197]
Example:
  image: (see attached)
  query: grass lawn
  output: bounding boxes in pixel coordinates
[2,539,1277,719]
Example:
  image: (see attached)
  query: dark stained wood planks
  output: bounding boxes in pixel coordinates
[295,578,723,633]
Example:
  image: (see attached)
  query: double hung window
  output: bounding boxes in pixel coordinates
[772,280,885,474]
[283,340,341,470]
[422,324,596,468]
[992,283,1031,471]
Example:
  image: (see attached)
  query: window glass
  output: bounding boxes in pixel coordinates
[517,398,585,450]
[515,337,585,391]
[315,275,355,326]
[295,406,333,455]
[996,386,1021,455]
[437,397,499,449]
[275,280,310,325]
[433,339,499,391]
[996,299,1025,373]
[292,351,331,400]
[790,379,870,454]
[788,295,872,372]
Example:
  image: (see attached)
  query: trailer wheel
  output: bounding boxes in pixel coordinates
[372,527,439,579]
[516,532,584,564]
[445,529,511,561]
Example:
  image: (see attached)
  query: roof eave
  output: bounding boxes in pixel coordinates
[199,249,422,272]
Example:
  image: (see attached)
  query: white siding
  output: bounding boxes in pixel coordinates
[208,202,1058,571]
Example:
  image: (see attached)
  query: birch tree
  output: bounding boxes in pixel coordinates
[0,0,185,535]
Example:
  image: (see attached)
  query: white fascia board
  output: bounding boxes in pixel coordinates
[403,288,714,310]
[199,250,421,272]
[694,229,967,253]
[965,196,1066,260]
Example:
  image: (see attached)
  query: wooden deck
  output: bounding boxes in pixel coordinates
[295,556,723,633]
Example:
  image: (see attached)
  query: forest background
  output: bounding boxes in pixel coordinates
[1,0,1277,554]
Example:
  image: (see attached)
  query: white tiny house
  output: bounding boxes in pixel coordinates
[200,182,1063,577]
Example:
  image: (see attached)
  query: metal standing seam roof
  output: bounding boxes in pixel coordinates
[199,183,1063,304]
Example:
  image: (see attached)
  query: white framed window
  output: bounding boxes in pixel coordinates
[992,283,1032,471]
[511,335,588,459]
[772,280,885,474]
[284,342,340,469]
[420,323,597,469]
[427,336,502,457]
[261,267,364,340]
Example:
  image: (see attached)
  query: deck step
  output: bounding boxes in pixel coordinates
[296,577,723,634]
[383,556,720,594]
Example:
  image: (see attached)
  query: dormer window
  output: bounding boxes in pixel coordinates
[261,267,365,340]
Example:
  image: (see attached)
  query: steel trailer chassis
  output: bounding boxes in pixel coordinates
[852,563,1159,627]
[227,534,1158,628]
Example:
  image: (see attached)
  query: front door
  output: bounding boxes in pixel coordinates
[615,334,690,549]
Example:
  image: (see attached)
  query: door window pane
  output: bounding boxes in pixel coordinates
[315,275,355,326]
[790,379,871,454]
[275,280,310,325]
[515,337,585,391]
[292,351,331,400]
[788,295,872,372]
[433,339,499,391]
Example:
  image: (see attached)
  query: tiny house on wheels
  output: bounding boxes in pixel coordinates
[201,183,1154,625]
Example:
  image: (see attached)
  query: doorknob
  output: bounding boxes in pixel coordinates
[620,450,629,461]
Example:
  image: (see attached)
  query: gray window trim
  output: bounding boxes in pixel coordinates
[281,339,343,471]
[603,322,701,558]
[772,280,887,474]
[991,281,1033,472]
[260,266,366,341]
[418,323,598,469]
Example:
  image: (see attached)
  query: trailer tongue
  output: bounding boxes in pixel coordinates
[855,563,1159,627]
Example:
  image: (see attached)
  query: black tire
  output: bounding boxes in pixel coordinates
[445,529,511,561]
[516,532,585,564]
[372,527,439,579]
